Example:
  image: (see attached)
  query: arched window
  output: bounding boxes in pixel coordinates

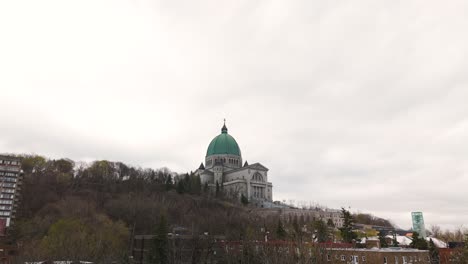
[252,172,263,182]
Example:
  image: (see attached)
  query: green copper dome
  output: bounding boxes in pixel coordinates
[206,123,241,157]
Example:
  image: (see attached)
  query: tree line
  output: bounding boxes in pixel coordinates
[10,154,465,263]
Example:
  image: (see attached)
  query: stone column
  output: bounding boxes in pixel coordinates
[246,178,251,200]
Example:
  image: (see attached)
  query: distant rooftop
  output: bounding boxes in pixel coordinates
[329,247,428,253]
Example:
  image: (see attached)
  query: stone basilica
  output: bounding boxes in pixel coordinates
[195,122,273,204]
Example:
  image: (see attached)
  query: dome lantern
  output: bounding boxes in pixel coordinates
[221,123,228,134]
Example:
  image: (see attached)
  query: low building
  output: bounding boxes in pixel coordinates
[439,242,466,264]
[325,247,430,264]
[256,207,345,228]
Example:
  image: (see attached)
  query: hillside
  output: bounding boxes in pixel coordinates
[8,154,397,262]
[11,155,256,262]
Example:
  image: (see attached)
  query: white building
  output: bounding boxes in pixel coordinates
[195,122,273,205]
[256,207,345,228]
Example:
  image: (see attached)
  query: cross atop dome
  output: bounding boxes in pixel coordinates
[221,118,228,133]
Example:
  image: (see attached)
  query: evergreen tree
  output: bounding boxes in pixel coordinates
[428,238,439,263]
[391,232,399,247]
[164,175,173,191]
[192,175,202,195]
[184,174,191,193]
[314,220,330,243]
[410,232,428,250]
[339,207,358,243]
[378,231,389,248]
[176,180,185,194]
[240,194,249,205]
[276,219,287,240]
[148,215,169,264]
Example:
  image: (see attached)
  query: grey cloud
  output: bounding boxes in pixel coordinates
[1,0,468,229]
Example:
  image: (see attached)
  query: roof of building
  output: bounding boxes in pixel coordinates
[223,162,269,175]
[0,155,19,161]
[206,123,241,157]
[426,236,447,248]
[360,235,448,249]
[329,247,429,253]
[200,170,214,176]
[384,235,413,246]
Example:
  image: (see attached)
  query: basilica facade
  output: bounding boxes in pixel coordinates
[195,123,273,204]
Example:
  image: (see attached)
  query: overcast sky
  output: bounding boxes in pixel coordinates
[1,0,468,230]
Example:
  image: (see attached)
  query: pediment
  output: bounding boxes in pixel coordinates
[247,163,269,171]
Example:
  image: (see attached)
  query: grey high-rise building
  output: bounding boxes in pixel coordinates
[0,155,22,227]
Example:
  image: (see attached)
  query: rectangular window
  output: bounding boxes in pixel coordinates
[383,257,387,264]
[0,177,17,182]
[341,255,346,261]
[353,255,359,263]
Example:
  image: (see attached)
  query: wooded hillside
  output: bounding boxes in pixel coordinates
[11,155,254,262]
[8,155,398,263]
